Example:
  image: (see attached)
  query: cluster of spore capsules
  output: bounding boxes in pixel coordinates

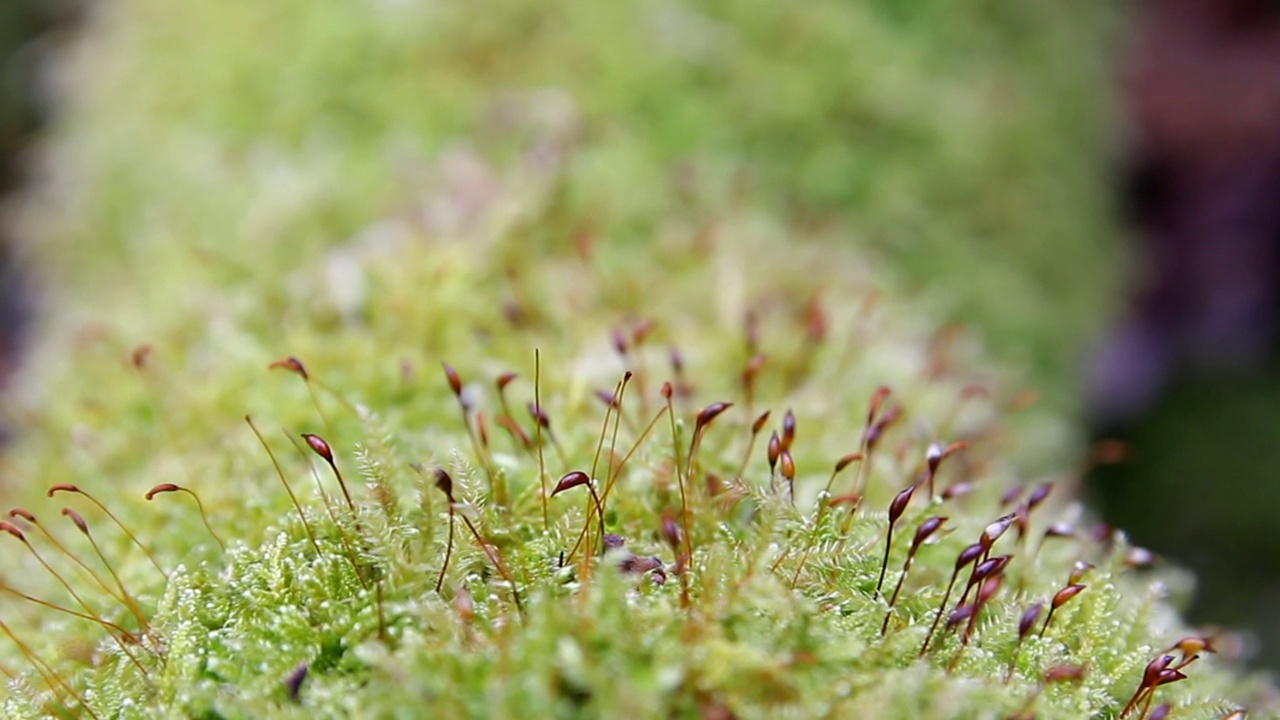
[0,309,1252,720]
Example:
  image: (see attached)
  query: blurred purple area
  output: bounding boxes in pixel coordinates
[1091,0,1280,426]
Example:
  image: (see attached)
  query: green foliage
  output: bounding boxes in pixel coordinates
[27,0,1120,406]
[0,0,1269,718]
[0,217,1273,718]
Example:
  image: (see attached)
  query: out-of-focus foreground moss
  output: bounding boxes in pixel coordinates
[3,1,1263,719]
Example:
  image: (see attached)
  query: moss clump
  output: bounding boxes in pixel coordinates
[0,207,1274,718]
[0,1,1271,718]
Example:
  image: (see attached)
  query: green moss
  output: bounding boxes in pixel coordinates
[27,0,1121,409]
[0,0,1270,717]
[0,212,1272,717]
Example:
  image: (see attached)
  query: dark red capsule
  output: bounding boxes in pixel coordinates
[442,362,463,396]
[888,485,915,524]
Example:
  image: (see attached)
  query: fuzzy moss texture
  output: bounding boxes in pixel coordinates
[0,1,1272,718]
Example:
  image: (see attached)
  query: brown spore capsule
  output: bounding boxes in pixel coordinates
[60,509,88,536]
[1001,485,1026,507]
[552,471,591,496]
[1069,561,1095,586]
[434,468,455,504]
[1006,601,1045,683]
[876,484,917,596]
[302,433,334,464]
[866,386,892,425]
[946,604,976,630]
[781,409,796,449]
[911,516,946,553]
[47,483,80,498]
[956,542,985,570]
[926,442,944,474]
[888,484,915,524]
[1027,482,1053,509]
[981,513,1016,550]
[0,521,25,542]
[527,402,551,429]
[442,362,463,397]
[1042,584,1088,637]
[1052,584,1086,609]
[694,401,733,431]
[1018,603,1044,639]
[268,356,309,380]
[144,483,181,501]
[835,452,863,473]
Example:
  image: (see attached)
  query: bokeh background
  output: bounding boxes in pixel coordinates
[3,0,1279,669]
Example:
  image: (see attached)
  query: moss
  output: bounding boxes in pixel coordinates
[26,0,1121,409]
[0,0,1271,718]
[0,199,1273,717]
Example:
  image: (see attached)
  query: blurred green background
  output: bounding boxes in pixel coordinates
[13,0,1124,388]
[7,0,1278,668]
